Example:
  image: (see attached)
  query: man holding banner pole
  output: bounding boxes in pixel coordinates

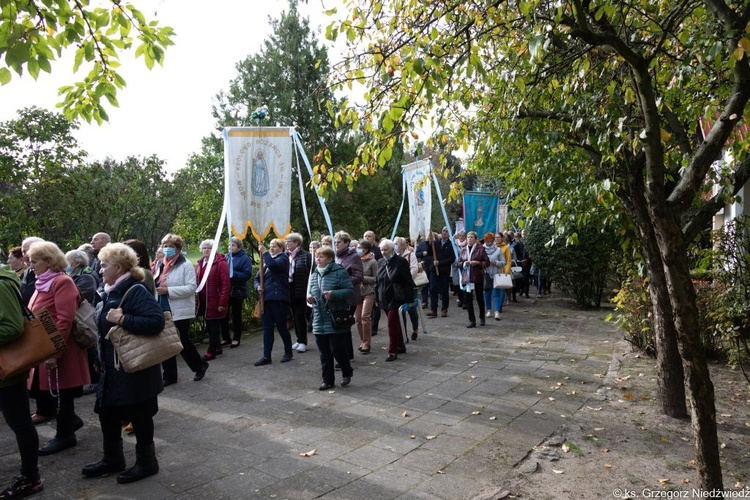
[426,227,455,317]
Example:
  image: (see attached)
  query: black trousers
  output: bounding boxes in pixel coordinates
[290,298,308,345]
[465,289,485,324]
[162,319,203,381]
[315,333,352,385]
[221,296,244,343]
[0,380,39,478]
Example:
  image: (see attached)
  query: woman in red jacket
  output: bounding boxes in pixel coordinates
[195,240,230,360]
[27,241,90,455]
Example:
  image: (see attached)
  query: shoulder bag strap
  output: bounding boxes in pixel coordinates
[116,283,147,309]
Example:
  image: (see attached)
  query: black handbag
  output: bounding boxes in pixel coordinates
[325,303,355,329]
[483,271,493,291]
[230,285,245,299]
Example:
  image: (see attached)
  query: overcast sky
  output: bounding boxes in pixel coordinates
[0,0,339,172]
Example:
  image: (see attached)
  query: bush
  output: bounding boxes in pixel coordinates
[525,219,616,308]
[609,215,750,366]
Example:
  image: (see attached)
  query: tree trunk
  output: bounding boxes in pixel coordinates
[622,183,688,417]
[653,217,723,491]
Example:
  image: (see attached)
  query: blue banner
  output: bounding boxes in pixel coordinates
[463,191,499,236]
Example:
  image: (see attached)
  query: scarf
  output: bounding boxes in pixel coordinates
[289,247,299,282]
[159,255,179,285]
[35,269,62,293]
[360,252,373,262]
[104,271,132,294]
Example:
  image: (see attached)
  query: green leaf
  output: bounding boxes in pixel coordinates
[0,67,11,85]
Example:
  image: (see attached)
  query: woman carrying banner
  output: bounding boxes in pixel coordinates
[252,239,294,366]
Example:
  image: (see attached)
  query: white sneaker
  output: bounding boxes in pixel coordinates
[485,310,491,318]
[292,342,300,350]
[296,343,307,353]
[495,311,501,320]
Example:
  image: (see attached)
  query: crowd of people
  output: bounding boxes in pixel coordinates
[0,227,541,498]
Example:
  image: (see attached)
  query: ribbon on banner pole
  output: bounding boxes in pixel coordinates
[196,194,228,293]
[292,131,334,237]
[431,169,459,256]
[292,138,313,242]
[390,173,407,240]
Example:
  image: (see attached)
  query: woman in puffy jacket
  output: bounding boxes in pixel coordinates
[154,234,207,384]
[252,238,293,366]
[307,246,354,390]
[195,240,230,361]
[81,243,165,484]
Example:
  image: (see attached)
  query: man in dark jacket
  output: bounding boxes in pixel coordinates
[285,233,312,353]
[334,232,363,360]
[376,239,415,362]
[426,227,456,317]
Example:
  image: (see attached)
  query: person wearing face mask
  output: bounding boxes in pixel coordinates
[376,239,416,362]
[307,247,354,389]
[252,239,294,366]
[354,240,377,354]
[154,234,208,385]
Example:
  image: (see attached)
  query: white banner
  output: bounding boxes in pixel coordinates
[403,159,432,242]
[224,127,293,240]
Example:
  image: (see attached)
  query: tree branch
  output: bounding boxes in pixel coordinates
[683,153,750,243]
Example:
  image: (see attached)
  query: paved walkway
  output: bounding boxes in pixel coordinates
[1,293,621,499]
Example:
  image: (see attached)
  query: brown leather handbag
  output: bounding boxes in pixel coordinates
[0,281,67,380]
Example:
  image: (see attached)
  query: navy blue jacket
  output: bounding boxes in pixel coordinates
[230,249,253,298]
[253,251,290,303]
[96,277,165,407]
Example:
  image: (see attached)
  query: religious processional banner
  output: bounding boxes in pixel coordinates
[463,191,499,235]
[224,127,293,241]
[403,160,432,242]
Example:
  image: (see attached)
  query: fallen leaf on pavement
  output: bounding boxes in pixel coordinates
[658,479,670,484]
[426,435,436,440]
[410,435,416,439]
[437,470,445,474]
[401,411,409,418]
[489,416,497,421]
[604,463,612,468]
[300,449,317,457]
[594,427,604,431]
[404,395,412,399]
[561,443,570,453]
[548,397,555,401]
[587,406,602,411]
[534,411,544,415]
[471,411,481,415]
[601,448,609,453]
[553,469,564,474]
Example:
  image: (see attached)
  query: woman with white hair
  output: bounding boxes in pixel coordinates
[65,249,98,304]
[195,239,230,361]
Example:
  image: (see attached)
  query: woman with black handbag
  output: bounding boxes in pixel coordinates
[307,246,354,389]
[81,243,165,484]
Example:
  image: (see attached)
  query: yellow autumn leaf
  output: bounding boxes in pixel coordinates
[739,37,750,53]
[660,129,672,142]
[732,47,745,61]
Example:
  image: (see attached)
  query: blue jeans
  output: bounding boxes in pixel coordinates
[484,288,505,313]
[0,379,39,478]
[262,301,293,359]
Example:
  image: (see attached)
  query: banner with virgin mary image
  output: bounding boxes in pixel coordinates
[463,191,499,236]
[403,160,432,242]
[224,127,293,241]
